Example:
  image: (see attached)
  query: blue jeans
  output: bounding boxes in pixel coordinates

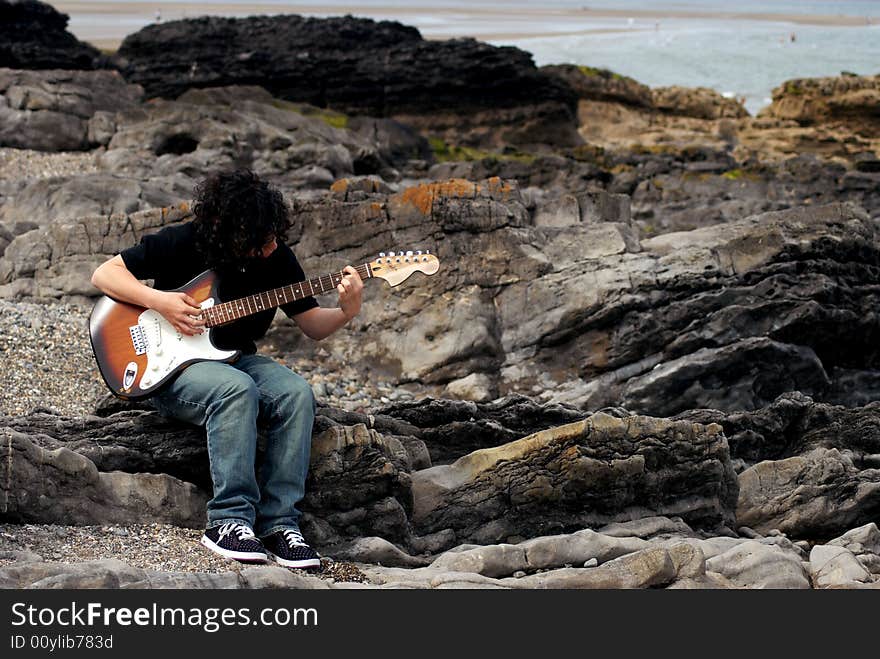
[151,354,315,537]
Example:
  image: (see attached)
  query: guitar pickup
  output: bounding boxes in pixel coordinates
[129,325,147,356]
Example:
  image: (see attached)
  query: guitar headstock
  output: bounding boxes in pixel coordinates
[369,250,440,287]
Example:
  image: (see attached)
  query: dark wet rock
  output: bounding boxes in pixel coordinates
[116,14,580,150]
[0,0,103,71]
[676,392,880,468]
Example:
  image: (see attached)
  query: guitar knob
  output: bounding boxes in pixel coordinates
[155,347,163,357]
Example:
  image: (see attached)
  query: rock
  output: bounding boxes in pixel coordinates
[542,64,653,108]
[827,523,880,575]
[665,542,707,579]
[500,546,677,589]
[809,545,872,588]
[347,116,433,169]
[326,536,430,568]
[828,523,880,555]
[305,424,413,543]
[0,173,192,226]
[651,86,748,120]
[0,0,103,70]
[0,68,142,151]
[519,529,649,570]
[666,572,738,589]
[854,151,880,173]
[0,411,413,545]
[410,413,738,543]
[0,558,331,589]
[543,65,747,120]
[597,516,695,539]
[98,85,382,185]
[376,395,589,464]
[117,14,580,150]
[0,428,208,528]
[705,540,811,588]
[0,549,42,563]
[443,373,496,402]
[736,448,880,539]
[621,337,831,417]
[760,73,880,137]
[677,392,880,467]
[428,543,527,578]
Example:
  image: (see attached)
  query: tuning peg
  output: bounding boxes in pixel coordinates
[379,252,386,257]
[406,250,413,256]
[416,250,423,255]
[425,250,431,254]
[388,251,395,257]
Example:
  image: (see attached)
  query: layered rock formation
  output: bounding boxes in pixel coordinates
[0,68,142,152]
[3,394,879,588]
[1,7,879,589]
[2,175,877,417]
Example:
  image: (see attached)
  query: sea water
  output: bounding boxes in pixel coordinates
[56,0,880,115]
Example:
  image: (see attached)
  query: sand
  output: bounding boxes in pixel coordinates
[51,2,880,50]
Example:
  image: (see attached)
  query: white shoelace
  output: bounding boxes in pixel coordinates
[217,522,256,542]
[282,529,308,547]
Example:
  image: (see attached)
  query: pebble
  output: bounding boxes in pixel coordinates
[0,298,429,417]
[0,148,100,181]
[0,300,107,417]
[0,523,368,582]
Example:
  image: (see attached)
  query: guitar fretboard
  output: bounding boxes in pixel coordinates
[201,263,372,328]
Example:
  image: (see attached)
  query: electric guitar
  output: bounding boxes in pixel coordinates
[89,250,440,400]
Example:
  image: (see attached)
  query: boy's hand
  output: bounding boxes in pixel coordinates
[337,266,363,320]
[153,290,205,336]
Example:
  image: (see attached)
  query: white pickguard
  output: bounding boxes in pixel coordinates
[135,299,236,391]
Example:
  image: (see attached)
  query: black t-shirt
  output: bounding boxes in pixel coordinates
[120,222,319,353]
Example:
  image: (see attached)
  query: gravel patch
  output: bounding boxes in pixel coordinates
[0,523,368,582]
[0,147,100,181]
[0,299,425,417]
[0,300,106,417]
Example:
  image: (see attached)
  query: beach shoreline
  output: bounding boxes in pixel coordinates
[51,2,880,50]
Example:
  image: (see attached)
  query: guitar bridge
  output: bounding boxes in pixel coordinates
[129,325,147,356]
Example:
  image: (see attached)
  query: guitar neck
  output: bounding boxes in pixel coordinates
[202,263,373,328]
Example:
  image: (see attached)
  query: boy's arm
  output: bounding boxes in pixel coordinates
[91,255,205,336]
[293,266,363,340]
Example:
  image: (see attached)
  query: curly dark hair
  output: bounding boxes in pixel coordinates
[191,169,292,268]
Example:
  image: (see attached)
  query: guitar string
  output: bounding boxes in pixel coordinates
[203,263,375,328]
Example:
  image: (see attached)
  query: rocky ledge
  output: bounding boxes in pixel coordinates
[1,391,879,588]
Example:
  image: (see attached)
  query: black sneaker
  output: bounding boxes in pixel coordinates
[261,528,321,569]
[201,522,268,563]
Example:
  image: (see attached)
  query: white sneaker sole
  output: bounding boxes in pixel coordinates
[267,550,321,569]
[201,535,268,563]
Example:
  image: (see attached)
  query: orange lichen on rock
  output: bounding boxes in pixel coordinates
[399,179,479,216]
[485,176,516,199]
[330,179,350,194]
